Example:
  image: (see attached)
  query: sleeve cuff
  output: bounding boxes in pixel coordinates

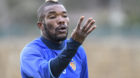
[69,38,81,46]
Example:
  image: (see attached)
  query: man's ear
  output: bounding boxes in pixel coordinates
[37,22,43,30]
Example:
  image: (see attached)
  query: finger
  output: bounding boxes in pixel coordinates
[87,25,96,34]
[84,20,95,32]
[82,18,93,31]
[77,16,84,29]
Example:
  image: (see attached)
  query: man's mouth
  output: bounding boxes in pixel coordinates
[57,26,67,33]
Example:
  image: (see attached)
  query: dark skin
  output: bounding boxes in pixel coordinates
[37,4,96,44]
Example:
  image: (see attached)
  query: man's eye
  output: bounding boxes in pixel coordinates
[48,15,56,19]
[63,15,67,18]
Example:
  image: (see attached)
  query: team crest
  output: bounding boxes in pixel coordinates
[69,59,76,71]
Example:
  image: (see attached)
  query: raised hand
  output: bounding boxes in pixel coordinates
[71,16,96,44]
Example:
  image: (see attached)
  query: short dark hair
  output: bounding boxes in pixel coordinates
[37,1,61,22]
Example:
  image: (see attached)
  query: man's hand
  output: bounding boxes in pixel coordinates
[71,16,96,44]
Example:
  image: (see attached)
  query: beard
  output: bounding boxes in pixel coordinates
[43,23,68,42]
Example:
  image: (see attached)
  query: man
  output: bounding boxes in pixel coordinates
[20,0,96,78]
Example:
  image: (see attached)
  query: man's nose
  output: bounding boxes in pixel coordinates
[57,16,65,25]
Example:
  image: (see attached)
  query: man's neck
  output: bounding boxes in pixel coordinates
[41,36,65,50]
[42,35,62,44]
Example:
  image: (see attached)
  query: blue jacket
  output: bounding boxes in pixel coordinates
[20,37,88,78]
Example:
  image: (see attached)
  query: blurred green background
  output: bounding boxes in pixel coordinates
[0,0,140,78]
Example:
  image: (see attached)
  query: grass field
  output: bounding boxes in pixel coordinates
[0,36,140,78]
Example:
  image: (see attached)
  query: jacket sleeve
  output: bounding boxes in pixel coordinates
[20,47,52,78]
[50,38,81,77]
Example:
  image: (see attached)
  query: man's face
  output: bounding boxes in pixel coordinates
[42,4,69,42]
